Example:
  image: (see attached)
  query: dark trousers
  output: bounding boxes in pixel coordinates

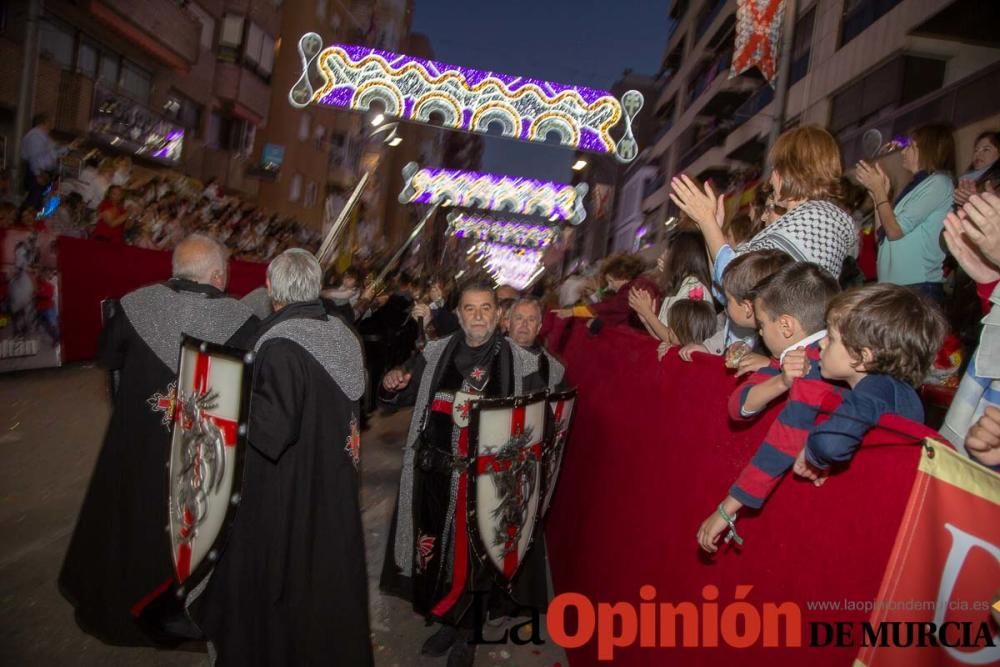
[911,282,945,304]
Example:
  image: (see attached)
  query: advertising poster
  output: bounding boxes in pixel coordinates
[0,229,61,372]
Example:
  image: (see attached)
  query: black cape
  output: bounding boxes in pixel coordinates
[59,279,257,646]
[192,301,373,666]
[379,333,549,628]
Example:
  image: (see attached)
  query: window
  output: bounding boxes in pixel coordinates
[97,53,120,87]
[313,124,326,147]
[38,19,74,68]
[120,61,152,103]
[77,41,98,78]
[258,34,275,77]
[245,22,264,67]
[316,0,328,20]
[289,174,303,203]
[220,14,245,48]
[298,113,311,142]
[790,8,815,85]
[165,91,203,135]
[242,23,275,78]
[187,2,215,51]
[304,180,318,207]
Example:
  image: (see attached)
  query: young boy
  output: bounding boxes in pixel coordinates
[728,262,840,422]
[678,249,793,365]
[698,284,946,553]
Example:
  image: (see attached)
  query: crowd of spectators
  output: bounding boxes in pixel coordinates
[9,129,322,263]
[532,123,1000,543]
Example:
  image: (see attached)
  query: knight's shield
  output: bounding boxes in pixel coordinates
[167,336,252,594]
[541,388,577,518]
[467,390,548,587]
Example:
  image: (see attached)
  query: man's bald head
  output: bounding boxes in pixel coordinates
[172,233,228,290]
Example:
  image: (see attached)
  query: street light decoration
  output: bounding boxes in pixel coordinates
[399,162,589,225]
[447,212,557,248]
[472,241,545,290]
[289,33,644,162]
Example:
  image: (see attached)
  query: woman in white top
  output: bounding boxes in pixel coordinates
[671,126,856,286]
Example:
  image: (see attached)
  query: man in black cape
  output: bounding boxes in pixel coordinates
[379,281,553,667]
[59,234,258,645]
[192,249,372,666]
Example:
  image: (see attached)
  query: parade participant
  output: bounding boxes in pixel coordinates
[194,249,372,666]
[509,296,565,391]
[59,234,257,645]
[379,280,550,667]
[240,285,272,319]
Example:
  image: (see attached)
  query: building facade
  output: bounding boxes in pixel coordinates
[640,0,1000,227]
[1,0,282,199]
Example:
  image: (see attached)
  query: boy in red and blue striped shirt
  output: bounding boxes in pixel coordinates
[699,283,946,554]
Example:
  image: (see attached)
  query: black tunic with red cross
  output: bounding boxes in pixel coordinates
[380,331,549,628]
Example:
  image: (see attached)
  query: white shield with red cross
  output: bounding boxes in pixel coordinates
[467,390,548,586]
[541,388,576,519]
[167,337,252,592]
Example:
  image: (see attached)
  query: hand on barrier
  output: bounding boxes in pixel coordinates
[735,352,771,377]
[792,449,828,487]
[678,343,708,362]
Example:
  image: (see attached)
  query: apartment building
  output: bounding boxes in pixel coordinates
[639,0,1000,232]
[1,0,281,199]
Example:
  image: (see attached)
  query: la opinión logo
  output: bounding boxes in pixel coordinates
[471,585,999,661]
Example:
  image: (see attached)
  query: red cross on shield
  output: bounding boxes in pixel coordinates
[167,339,251,588]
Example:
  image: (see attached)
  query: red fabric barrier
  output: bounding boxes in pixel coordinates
[543,318,940,666]
[57,237,266,362]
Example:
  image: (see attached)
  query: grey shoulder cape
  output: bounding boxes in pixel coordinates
[240,286,273,320]
[120,283,254,372]
[254,316,365,401]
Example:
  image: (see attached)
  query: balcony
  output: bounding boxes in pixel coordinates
[214,63,271,124]
[642,173,666,201]
[696,0,729,39]
[729,84,775,133]
[685,49,733,109]
[88,0,200,70]
[840,0,905,47]
[677,124,727,172]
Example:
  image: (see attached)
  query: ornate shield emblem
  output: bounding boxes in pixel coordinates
[467,390,548,587]
[452,390,477,428]
[167,337,252,595]
[541,388,577,519]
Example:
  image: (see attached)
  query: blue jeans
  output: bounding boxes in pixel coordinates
[910,282,944,304]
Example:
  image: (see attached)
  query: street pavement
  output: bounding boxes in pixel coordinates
[0,364,567,666]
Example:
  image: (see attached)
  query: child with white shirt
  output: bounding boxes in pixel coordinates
[726,262,841,422]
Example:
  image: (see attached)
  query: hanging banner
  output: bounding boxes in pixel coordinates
[856,441,1000,667]
[289,34,643,162]
[730,0,788,85]
[0,229,61,371]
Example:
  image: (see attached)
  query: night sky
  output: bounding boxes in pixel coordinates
[411,0,671,182]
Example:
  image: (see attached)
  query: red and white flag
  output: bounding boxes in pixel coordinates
[731,0,788,85]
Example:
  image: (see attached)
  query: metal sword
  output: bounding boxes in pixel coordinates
[315,171,370,269]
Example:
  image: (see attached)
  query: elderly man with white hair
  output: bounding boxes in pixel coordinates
[60,233,257,647]
[194,248,373,666]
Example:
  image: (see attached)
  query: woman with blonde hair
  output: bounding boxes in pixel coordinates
[672,125,857,286]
